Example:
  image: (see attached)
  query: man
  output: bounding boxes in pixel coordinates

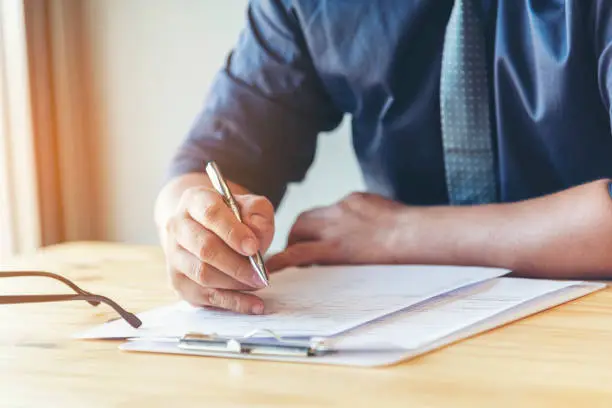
[155,0,612,315]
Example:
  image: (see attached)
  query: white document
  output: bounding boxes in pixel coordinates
[76,264,507,339]
[119,278,605,367]
[331,277,593,350]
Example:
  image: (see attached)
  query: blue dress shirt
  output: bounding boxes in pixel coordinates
[168,0,612,207]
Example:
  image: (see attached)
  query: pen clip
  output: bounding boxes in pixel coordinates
[205,161,243,221]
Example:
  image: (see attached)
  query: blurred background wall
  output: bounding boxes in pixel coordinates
[81,0,364,252]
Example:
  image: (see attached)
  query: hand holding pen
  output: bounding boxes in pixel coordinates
[161,162,275,315]
[205,161,270,287]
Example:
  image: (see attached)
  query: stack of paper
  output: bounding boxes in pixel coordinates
[78,264,507,339]
[77,264,605,367]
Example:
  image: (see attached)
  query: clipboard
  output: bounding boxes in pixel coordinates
[118,280,606,367]
[132,329,335,358]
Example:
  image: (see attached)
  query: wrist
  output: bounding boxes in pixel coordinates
[384,206,426,263]
[388,204,509,267]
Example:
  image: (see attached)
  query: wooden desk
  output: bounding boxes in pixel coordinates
[1,242,612,407]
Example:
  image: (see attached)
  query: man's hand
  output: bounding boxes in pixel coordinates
[267,192,409,271]
[161,182,275,315]
[269,180,612,280]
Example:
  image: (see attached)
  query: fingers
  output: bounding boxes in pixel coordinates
[286,206,337,246]
[172,273,264,315]
[288,213,316,246]
[266,241,339,272]
[171,244,256,290]
[236,194,275,253]
[267,207,335,271]
[181,187,259,256]
[163,186,276,314]
[172,217,266,288]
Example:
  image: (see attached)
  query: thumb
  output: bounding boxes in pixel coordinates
[236,194,275,253]
[266,242,336,272]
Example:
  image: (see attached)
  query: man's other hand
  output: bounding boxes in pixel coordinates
[267,192,409,271]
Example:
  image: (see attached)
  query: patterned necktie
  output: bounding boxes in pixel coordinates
[440,0,497,205]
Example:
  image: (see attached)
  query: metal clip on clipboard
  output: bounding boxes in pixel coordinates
[178,329,332,357]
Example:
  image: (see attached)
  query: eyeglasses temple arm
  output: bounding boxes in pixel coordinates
[0,294,142,328]
[0,271,100,306]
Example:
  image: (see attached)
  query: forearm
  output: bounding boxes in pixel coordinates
[154,173,250,244]
[400,179,612,279]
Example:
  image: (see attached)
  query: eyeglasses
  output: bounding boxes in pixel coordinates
[0,271,142,328]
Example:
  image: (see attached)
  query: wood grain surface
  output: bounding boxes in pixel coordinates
[1,242,611,408]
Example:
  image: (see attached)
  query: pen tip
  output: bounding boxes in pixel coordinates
[250,254,270,287]
[258,268,270,288]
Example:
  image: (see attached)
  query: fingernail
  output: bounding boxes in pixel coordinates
[242,237,258,255]
[250,214,269,232]
[208,290,222,307]
[251,304,264,315]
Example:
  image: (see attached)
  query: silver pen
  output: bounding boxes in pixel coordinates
[205,161,270,287]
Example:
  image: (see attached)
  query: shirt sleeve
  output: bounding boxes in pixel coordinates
[593,3,612,199]
[167,0,343,207]
[594,0,612,116]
